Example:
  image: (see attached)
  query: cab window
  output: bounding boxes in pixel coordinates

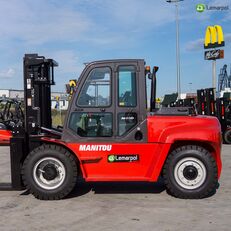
[118,112,137,136]
[118,66,137,107]
[77,67,111,107]
[69,112,113,137]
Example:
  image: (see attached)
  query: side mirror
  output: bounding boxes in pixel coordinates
[153,66,159,73]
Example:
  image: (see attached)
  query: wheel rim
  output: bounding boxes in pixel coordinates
[33,157,66,190]
[174,157,207,190]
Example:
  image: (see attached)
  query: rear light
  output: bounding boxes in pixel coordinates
[211,102,215,115]
[221,105,225,119]
[202,103,205,114]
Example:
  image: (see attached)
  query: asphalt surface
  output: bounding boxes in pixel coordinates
[0,145,230,231]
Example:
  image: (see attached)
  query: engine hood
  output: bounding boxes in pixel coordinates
[147,114,221,144]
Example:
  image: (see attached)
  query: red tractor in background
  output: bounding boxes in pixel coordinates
[0,99,23,145]
[0,127,11,145]
[3,54,222,200]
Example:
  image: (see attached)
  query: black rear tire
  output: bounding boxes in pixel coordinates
[223,129,231,144]
[22,144,78,200]
[163,145,218,199]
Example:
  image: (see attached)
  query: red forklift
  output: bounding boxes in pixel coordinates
[6,54,222,200]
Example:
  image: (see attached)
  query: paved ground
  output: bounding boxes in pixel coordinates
[0,145,230,231]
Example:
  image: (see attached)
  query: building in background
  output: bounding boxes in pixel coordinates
[0,89,24,99]
[0,89,69,110]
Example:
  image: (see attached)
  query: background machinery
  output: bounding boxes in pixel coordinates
[218,64,231,93]
[0,99,23,145]
[66,79,77,99]
[196,88,231,144]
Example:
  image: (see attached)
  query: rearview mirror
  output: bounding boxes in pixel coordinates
[153,66,159,73]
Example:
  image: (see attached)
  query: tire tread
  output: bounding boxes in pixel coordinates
[22,144,78,200]
[163,145,218,199]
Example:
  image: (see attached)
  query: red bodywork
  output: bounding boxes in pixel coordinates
[43,115,222,182]
[0,130,12,145]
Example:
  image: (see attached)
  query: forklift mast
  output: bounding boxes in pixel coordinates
[197,88,216,116]
[205,88,216,116]
[197,89,206,115]
[23,54,58,135]
[216,98,227,132]
[10,54,58,189]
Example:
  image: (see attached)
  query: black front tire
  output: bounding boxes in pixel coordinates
[22,144,78,200]
[163,145,218,199]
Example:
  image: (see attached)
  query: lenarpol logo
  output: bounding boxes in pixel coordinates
[196,4,205,13]
[108,155,115,162]
[107,154,139,163]
[196,3,229,13]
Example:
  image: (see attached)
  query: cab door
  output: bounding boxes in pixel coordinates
[115,64,146,141]
[67,64,115,140]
